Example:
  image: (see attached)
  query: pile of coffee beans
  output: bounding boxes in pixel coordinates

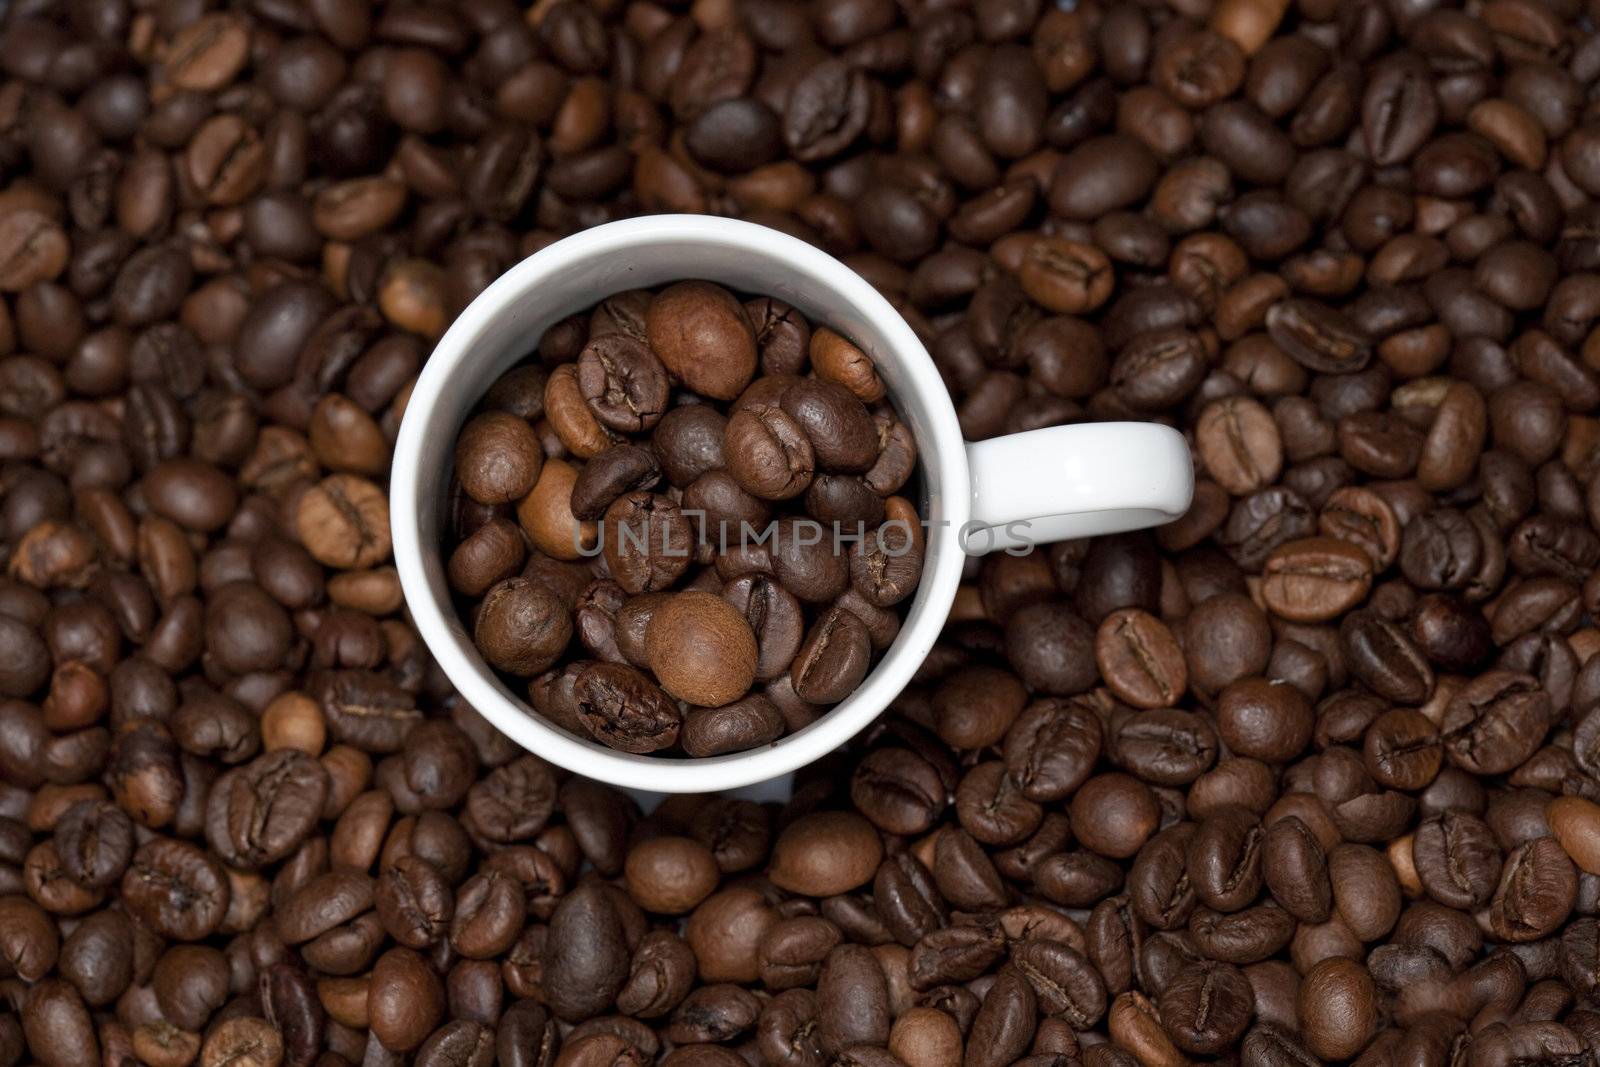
[447,283,924,756]
[7,0,1600,1065]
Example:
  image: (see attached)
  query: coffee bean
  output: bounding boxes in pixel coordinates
[1550,800,1600,885]
[726,405,816,500]
[689,885,779,985]
[297,474,391,569]
[850,747,948,836]
[455,413,543,506]
[574,662,681,754]
[1161,961,1253,1054]
[780,379,879,474]
[1198,397,1283,496]
[601,492,694,595]
[1095,609,1186,709]
[771,812,882,897]
[681,696,786,757]
[1298,958,1376,1061]
[709,582,798,683]
[474,578,572,677]
[22,979,98,1067]
[1006,603,1098,696]
[1260,536,1372,622]
[1342,609,1435,705]
[578,335,671,435]
[1020,237,1115,315]
[186,114,266,206]
[644,282,757,402]
[1004,698,1102,802]
[817,943,891,1052]
[784,60,871,162]
[1439,671,1550,775]
[122,838,229,941]
[967,966,1036,1067]
[0,209,71,292]
[1071,773,1159,860]
[644,591,758,707]
[222,749,328,867]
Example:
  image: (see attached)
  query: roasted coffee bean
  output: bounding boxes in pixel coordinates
[1160,961,1253,1055]
[1342,610,1435,705]
[122,838,229,941]
[1439,671,1550,775]
[1263,816,1331,923]
[455,412,543,506]
[1012,939,1107,1027]
[1298,958,1375,1060]
[578,335,671,434]
[1260,537,1372,622]
[1006,603,1098,696]
[1266,300,1371,374]
[1095,609,1186,709]
[574,662,682,754]
[571,446,661,521]
[1412,812,1501,909]
[1004,698,1103,802]
[645,591,758,707]
[1216,677,1312,764]
[721,575,804,683]
[601,492,694,595]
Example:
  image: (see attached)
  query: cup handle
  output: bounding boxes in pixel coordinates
[962,422,1194,555]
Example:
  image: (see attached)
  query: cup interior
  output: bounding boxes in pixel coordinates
[393,216,968,792]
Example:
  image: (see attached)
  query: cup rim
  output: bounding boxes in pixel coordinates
[391,216,970,792]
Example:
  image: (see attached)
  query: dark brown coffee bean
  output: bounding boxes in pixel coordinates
[722,575,804,683]
[817,943,891,1052]
[1439,671,1550,775]
[966,966,1037,1067]
[1012,939,1107,1027]
[1215,677,1312,764]
[571,446,662,521]
[456,412,543,506]
[771,811,882,897]
[579,335,671,434]
[1004,698,1102,802]
[1412,812,1501,910]
[784,60,871,162]
[474,577,573,677]
[1362,708,1442,790]
[726,405,815,501]
[681,696,785,757]
[780,379,879,475]
[646,282,757,401]
[851,747,948,836]
[370,946,445,1052]
[574,662,682,754]
[601,492,694,595]
[1006,603,1098,697]
[1263,816,1331,923]
[122,837,229,941]
[221,749,328,868]
[1160,961,1253,1055]
[1488,836,1576,942]
[1342,609,1435,705]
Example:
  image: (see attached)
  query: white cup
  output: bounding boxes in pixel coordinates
[392,216,1193,795]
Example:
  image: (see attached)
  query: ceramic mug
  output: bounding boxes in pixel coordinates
[392,216,1193,794]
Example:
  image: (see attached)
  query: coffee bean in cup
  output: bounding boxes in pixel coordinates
[447,283,924,755]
